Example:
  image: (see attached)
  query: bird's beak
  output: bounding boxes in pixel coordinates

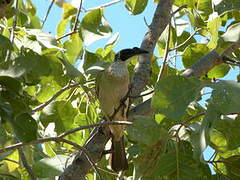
[131,47,148,56]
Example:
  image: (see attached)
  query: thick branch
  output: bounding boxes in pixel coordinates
[182,43,240,77]
[131,0,175,97]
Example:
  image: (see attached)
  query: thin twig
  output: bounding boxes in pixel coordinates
[97,167,118,177]
[187,112,205,121]
[83,0,123,12]
[157,22,171,82]
[60,139,103,180]
[59,121,132,138]
[0,121,132,153]
[42,0,55,28]
[129,90,154,99]
[56,30,80,41]
[72,0,83,31]
[18,147,37,180]
[222,56,240,66]
[143,17,149,27]
[170,28,201,51]
[171,5,187,16]
[32,83,80,113]
[10,0,18,43]
[4,158,19,164]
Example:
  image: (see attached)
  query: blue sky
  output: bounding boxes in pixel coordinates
[33,0,156,52]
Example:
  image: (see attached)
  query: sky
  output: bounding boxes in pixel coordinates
[32,0,156,52]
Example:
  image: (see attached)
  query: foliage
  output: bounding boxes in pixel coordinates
[0,0,240,179]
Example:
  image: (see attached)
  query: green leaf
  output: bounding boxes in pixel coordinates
[157,26,176,56]
[182,44,210,68]
[63,34,83,64]
[0,98,13,122]
[127,116,165,146]
[32,155,69,178]
[0,76,22,94]
[224,155,240,178]
[208,81,240,115]
[187,8,206,28]
[27,29,62,50]
[175,31,196,52]
[59,57,84,80]
[214,0,240,15]
[17,11,28,26]
[207,64,230,79]
[62,3,77,19]
[18,36,42,54]
[83,50,100,71]
[125,0,148,15]
[207,15,222,49]
[0,34,13,50]
[174,0,197,8]
[152,75,202,120]
[81,9,112,45]
[36,77,62,102]
[197,0,213,19]
[153,143,211,179]
[12,113,38,142]
[212,118,240,150]
[40,101,78,134]
[221,22,240,43]
[0,50,50,79]
[57,19,69,37]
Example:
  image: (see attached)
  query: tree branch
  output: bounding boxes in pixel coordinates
[72,0,83,32]
[32,83,80,113]
[83,0,123,12]
[131,0,175,97]
[0,121,131,153]
[18,147,37,180]
[157,22,171,81]
[42,0,55,28]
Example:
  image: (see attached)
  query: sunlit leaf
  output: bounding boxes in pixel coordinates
[62,3,77,19]
[57,19,69,37]
[207,64,230,78]
[125,0,148,15]
[27,29,63,50]
[207,14,222,49]
[81,9,112,45]
[63,33,83,64]
[40,101,78,134]
[221,22,240,43]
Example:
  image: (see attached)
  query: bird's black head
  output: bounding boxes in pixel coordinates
[115,47,148,62]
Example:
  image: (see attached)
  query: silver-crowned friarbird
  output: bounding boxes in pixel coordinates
[95,47,148,172]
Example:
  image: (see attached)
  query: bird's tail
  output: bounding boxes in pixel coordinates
[109,136,128,172]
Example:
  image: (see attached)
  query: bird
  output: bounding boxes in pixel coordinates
[95,47,148,172]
